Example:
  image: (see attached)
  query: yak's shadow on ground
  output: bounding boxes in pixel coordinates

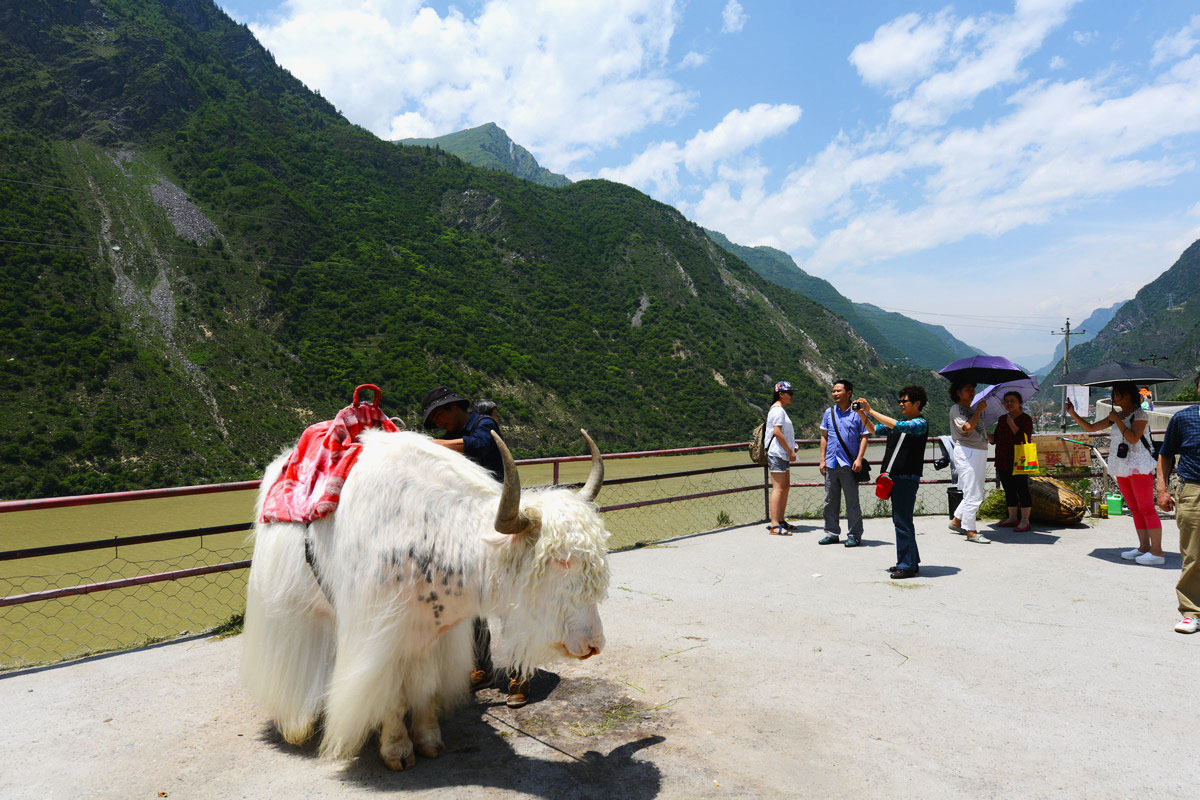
[1088,546,1181,567]
[259,671,667,800]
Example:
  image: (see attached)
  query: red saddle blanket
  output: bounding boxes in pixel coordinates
[259,385,399,524]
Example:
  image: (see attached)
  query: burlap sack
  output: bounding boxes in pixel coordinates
[1029,476,1087,524]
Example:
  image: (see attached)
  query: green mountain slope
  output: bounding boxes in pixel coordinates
[1043,239,1200,396]
[0,0,941,499]
[399,122,571,188]
[705,230,981,369]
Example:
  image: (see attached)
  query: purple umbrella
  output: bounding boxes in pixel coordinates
[938,355,1031,386]
[970,377,1039,427]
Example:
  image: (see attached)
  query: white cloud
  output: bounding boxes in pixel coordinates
[677,53,1200,282]
[1072,30,1097,46]
[876,0,1082,128]
[682,104,801,173]
[249,0,690,171]
[849,11,954,94]
[1152,14,1200,66]
[721,0,746,34]
[598,141,685,195]
[599,103,801,196]
[1049,55,1066,70]
[679,50,707,69]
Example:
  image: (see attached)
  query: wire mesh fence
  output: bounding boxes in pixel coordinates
[1,530,251,670]
[0,433,1118,671]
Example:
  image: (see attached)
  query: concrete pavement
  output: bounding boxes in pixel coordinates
[0,512,1193,799]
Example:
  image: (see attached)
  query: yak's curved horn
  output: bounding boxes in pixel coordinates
[577,429,604,503]
[492,431,532,535]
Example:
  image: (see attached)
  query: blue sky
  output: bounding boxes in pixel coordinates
[216,1,1200,366]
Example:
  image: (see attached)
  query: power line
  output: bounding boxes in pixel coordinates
[874,305,1061,321]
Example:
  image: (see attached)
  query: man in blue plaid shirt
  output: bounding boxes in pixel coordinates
[1156,369,1200,635]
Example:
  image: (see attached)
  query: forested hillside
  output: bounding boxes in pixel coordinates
[704,230,981,369]
[0,0,938,500]
[1043,239,1200,398]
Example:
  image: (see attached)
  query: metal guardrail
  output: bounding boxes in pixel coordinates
[0,429,1140,669]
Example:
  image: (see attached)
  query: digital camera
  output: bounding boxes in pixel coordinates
[851,401,862,410]
[1115,442,1129,459]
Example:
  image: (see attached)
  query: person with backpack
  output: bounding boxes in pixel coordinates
[1066,381,1163,565]
[765,381,797,535]
[818,379,869,547]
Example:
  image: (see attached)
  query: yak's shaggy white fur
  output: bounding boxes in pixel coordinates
[241,430,610,767]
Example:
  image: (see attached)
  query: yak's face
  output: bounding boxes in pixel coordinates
[492,491,610,674]
[538,550,607,660]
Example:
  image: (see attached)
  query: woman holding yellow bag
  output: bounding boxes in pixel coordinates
[989,391,1034,531]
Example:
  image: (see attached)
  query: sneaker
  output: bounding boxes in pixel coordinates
[1121,548,1146,560]
[966,533,991,544]
[1175,616,1199,634]
[818,534,840,545]
[844,536,861,548]
[1134,552,1165,566]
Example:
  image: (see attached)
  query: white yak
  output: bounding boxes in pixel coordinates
[242,429,610,769]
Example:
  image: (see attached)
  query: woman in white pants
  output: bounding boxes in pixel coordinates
[949,380,991,543]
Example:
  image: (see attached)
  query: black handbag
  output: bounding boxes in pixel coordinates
[829,407,871,483]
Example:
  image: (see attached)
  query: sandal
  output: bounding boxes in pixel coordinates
[767,525,792,536]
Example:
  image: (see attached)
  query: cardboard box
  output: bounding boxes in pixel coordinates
[1032,434,1092,469]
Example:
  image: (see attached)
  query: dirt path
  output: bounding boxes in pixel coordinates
[1,514,1192,799]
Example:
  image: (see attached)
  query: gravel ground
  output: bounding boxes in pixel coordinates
[0,513,1193,800]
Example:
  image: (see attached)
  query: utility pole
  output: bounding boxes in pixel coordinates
[1139,353,1168,402]
[1052,318,1086,432]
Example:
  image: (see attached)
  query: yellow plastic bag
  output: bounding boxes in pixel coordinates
[1013,436,1041,476]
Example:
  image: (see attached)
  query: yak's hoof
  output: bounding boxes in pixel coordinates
[415,739,445,759]
[380,743,417,771]
[279,723,312,747]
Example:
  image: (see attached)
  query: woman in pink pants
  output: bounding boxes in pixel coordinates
[1067,382,1163,565]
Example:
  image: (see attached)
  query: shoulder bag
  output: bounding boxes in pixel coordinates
[875,431,907,500]
[829,407,871,483]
